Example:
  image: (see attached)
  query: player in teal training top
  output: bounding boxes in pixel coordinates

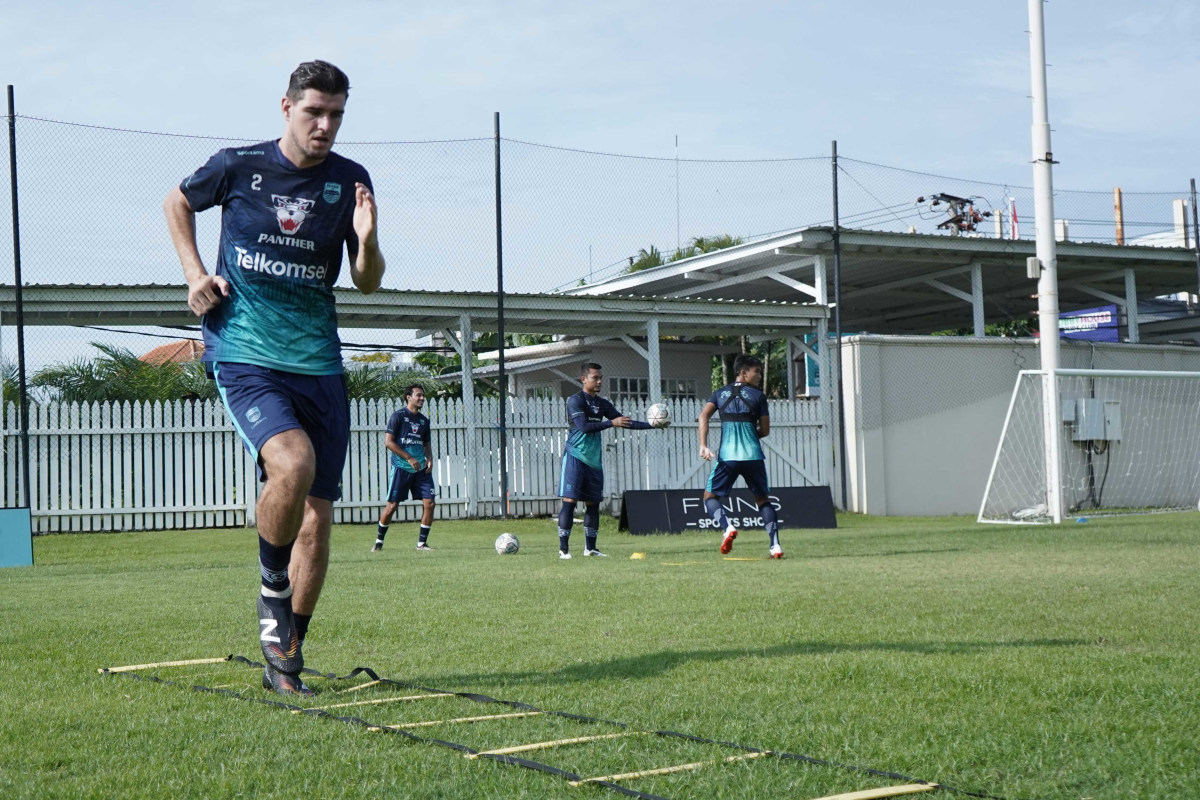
[557,362,667,558]
[698,353,782,558]
[164,61,386,696]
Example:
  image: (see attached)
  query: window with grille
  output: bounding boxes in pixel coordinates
[608,377,698,405]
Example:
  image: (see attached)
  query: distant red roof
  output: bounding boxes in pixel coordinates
[140,340,205,365]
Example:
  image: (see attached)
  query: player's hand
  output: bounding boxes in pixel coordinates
[425,461,433,473]
[407,456,421,470]
[699,445,715,461]
[187,274,229,316]
[612,416,633,428]
[353,183,377,248]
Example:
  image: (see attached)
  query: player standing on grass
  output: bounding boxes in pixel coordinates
[164,61,385,696]
[374,385,437,552]
[698,353,782,558]
[557,362,668,558]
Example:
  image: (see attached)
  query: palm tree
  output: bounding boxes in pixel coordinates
[31,343,217,404]
[343,365,444,400]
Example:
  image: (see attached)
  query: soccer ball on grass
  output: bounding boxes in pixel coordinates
[494,533,519,555]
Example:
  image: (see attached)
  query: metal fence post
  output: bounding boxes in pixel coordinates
[494,112,508,519]
[831,140,848,512]
[7,86,31,512]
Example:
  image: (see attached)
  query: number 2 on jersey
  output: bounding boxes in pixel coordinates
[250,174,262,191]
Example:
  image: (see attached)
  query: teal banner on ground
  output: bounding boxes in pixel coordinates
[0,508,34,568]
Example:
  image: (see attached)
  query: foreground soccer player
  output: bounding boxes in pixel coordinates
[698,354,781,558]
[165,61,385,695]
[557,362,668,558]
[374,385,437,552]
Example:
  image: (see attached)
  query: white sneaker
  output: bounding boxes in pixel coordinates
[769,543,784,559]
[583,549,607,557]
[415,543,434,551]
[559,551,572,560]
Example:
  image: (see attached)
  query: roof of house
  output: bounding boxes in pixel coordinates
[139,339,204,364]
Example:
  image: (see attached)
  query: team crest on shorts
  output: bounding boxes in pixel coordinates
[323,182,342,203]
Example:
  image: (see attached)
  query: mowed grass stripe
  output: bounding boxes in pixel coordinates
[1,513,1197,798]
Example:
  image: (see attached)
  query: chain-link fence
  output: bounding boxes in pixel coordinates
[2,109,1197,529]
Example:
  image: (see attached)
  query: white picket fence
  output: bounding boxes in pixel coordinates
[1,396,829,532]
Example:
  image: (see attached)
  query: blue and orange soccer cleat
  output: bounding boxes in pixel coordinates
[262,664,314,697]
[257,593,304,676]
[720,528,738,555]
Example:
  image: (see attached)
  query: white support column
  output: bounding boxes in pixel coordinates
[813,254,834,491]
[971,262,985,337]
[458,314,478,517]
[785,338,797,399]
[646,318,661,405]
[1124,268,1139,344]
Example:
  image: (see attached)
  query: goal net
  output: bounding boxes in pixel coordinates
[979,369,1200,524]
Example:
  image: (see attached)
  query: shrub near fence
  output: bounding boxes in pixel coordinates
[2,396,828,533]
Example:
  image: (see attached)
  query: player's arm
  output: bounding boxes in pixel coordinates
[605,403,650,430]
[698,402,718,461]
[422,424,433,473]
[164,186,228,316]
[349,182,385,294]
[385,432,421,470]
[757,395,770,439]
[757,415,771,439]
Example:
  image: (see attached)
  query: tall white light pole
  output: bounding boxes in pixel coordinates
[1028,0,1063,522]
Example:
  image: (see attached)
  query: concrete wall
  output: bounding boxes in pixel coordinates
[840,335,1200,516]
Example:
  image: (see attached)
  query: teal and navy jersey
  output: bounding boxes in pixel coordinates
[564,391,650,469]
[180,139,372,375]
[709,382,769,462]
[386,408,431,472]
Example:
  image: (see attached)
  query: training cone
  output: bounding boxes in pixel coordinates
[630,552,645,560]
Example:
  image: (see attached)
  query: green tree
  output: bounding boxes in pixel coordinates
[625,235,744,275]
[626,245,664,273]
[31,343,217,404]
[342,365,444,400]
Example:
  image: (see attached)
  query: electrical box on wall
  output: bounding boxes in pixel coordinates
[1072,398,1107,441]
[1062,395,1121,442]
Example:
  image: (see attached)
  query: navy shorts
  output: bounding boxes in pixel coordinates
[706,459,770,497]
[559,453,604,504]
[388,463,437,502]
[213,362,350,502]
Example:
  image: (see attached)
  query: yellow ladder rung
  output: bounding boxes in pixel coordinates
[339,680,383,693]
[99,657,230,674]
[569,751,769,785]
[807,784,940,800]
[293,693,447,713]
[465,730,648,759]
[370,711,542,731]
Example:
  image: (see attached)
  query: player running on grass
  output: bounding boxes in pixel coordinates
[698,353,782,559]
[165,61,385,696]
[557,362,669,558]
[374,385,437,552]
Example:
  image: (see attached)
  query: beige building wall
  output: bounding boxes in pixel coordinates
[840,335,1200,516]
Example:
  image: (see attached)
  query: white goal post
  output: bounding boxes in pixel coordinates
[979,369,1200,524]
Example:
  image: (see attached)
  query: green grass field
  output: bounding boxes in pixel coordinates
[1,513,1197,799]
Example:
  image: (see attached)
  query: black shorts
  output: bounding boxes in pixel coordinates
[213,362,349,502]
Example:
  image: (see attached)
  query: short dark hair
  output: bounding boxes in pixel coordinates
[580,362,603,377]
[733,353,763,376]
[287,60,350,101]
[404,384,425,400]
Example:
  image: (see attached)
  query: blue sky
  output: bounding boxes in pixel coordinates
[2,1,1198,369]
[2,0,1197,188]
